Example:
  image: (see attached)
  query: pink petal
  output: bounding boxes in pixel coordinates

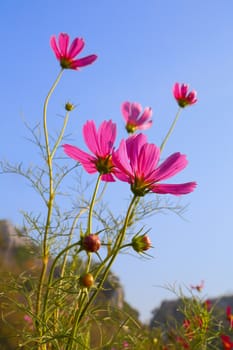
[63,144,97,174]
[173,82,180,99]
[130,102,142,121]
[98,120,116,156]
[83,120,116,158]
[68,37,85,58]
[113,168,131,182]
[181,84,189,97]
[101,173,115,182]
[126,134,147,173]
[112,140,133,180]
[137,107,152,124]
[151,182,197,195]
[50,36,61,59]
[187,91,197,104]
[58,33,69,57]
[83,121,100,155]
[121,101,131,122]
[70,55,98,69]
[137,120,153,130]
[137,143,160,178]
[153,152,188,182]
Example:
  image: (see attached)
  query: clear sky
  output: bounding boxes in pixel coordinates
[1,0,233,322]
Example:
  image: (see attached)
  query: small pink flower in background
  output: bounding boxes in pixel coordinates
[121,101,152,133]
[112,133,196,197]
[190,280,204,292]
[63,120,117,182]
[24,315,34,330]
[123,340,129,348]
[203,299,211,311]
[50,33,97,70]
[176,336,190,349]
[173,83,197,108]
[226,306,233,328]
[221,335,233,350]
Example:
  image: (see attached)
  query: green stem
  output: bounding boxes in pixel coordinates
[42,241,82,320]
[66,195,138,350]
[60,209,87,278]
[51,110,70,159]
[160,107,182,153]
[36,69,64,336]
[87,174,101,233]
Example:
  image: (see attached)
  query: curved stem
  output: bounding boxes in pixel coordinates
[42,241,82,319]
[36,69,64,337]
[160,107,182,153]
[87,174,101,233]
[66,195,138,350]
[51,110,70,159]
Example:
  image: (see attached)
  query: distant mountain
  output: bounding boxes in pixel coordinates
[0,219,137,309]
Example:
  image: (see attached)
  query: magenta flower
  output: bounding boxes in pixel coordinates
[173,82,197,108]
[50,33,97,70]
[112,134,196,196]
[226,306,233,328]
[24,315,34,330]
[63,120,117,182]
[221,335,233,350]
[190,280,204,292]
[122,101,152,133]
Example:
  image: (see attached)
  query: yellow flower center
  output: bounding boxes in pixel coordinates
[95,156,114,174]
[131,176,150,196]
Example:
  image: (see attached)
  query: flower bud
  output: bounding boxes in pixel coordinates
[65,102,75,111]
[132,234,152,253]
[82,234,101,252]
[81,273,94,288]
[173,82,197,108]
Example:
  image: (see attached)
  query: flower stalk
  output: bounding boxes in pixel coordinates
[36,69,64,342]
[160,107,182,153]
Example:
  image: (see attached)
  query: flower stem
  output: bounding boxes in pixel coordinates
[51,110,70,159]
[65,195,138,350]
[87,174,101,233]
[36,69,64,339]
[160,107,182,153]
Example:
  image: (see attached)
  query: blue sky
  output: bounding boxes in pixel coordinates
[1,0,233,322]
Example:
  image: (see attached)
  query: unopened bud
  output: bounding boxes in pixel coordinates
[65,102,75,111]
[132,234,152,253]
[81,273,94,288]
[82,234,101,253]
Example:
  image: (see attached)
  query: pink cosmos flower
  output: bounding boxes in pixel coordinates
[112,133,196,196]
[221,335,233,350]
[190,280,204,292]
[203,299,211,311]
[173,82,197,108]
[63,120,117,182]
[176,336,190,349]
[121,101,152,133]
[24,315,34,330]
[50,33,97,70]
[226,306,233,328]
